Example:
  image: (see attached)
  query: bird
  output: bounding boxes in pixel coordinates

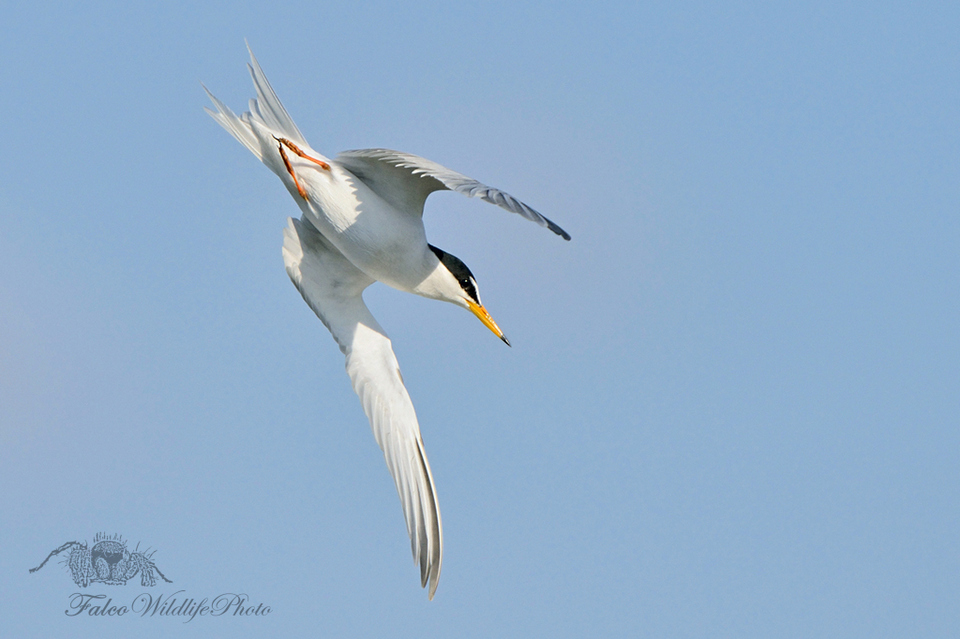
[204,46,569,600]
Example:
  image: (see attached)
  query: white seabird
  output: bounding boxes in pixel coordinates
[205,47,569,599]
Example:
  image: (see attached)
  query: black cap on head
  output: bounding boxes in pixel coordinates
[429,244,480,305]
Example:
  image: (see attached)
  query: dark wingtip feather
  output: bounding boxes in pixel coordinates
[545,217,572,240]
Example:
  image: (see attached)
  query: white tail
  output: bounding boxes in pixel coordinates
[204,44,310,161]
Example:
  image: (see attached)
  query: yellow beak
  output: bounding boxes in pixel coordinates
[465,299,511,346]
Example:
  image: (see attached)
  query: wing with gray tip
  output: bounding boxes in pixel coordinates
[282,217,443,600]
[335,148,571,240]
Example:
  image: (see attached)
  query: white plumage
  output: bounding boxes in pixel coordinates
[205,46,568,599]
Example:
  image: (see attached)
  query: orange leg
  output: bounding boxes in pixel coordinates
[276,138,309,200]
[277,137,331,171]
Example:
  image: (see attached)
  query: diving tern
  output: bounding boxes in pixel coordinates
[205,47,569,599]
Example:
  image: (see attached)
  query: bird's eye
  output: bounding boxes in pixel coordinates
[458,278,480,304]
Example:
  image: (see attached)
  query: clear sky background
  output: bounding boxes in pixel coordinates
[2,1,958,637]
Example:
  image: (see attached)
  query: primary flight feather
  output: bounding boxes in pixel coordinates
[205,46,569,600]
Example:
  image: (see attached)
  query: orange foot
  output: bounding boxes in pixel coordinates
[275,137,331,200]
[276,137,308,199]
[278,137,331,171]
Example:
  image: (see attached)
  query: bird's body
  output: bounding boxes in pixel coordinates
[205,47,568,600]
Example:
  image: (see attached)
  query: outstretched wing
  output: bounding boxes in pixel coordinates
[335,148,571,240]
[282,217,443,599]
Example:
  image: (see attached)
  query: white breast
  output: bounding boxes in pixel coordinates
[249,122,433,292]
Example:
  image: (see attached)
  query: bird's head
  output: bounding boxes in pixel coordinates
[427,245,510,346]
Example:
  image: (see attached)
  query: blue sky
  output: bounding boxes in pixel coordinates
[2,1,958,637]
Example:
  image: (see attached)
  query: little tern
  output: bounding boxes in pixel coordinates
[205,47,569,599]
